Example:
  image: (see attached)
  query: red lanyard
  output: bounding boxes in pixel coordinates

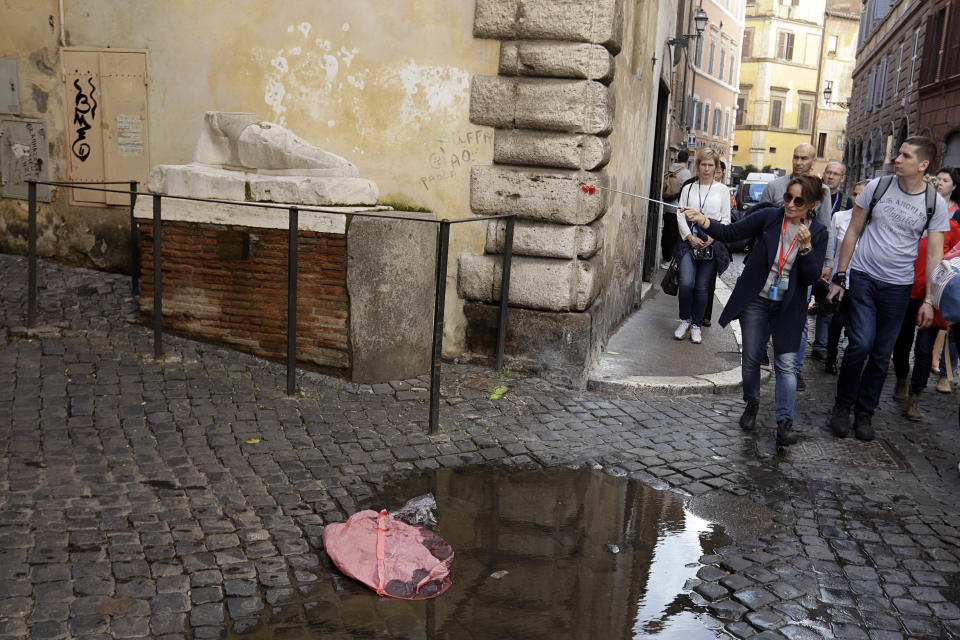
[777,217,801,278]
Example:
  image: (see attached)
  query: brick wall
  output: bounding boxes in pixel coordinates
[138,221,350,371]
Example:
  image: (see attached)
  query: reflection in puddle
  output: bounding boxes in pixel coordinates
[225,466,730,639]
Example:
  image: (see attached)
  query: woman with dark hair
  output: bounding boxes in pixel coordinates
[937,167,960,224]
[683,175,828,447]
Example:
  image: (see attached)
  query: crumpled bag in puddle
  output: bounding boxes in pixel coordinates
[322,509,453,599]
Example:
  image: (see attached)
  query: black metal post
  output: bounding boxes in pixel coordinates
[287,206,299,396]
[130,181,140,295]
[496,215,515,371]
[27,181,37,328]
[428,220,451,435]
[152,194,163,360]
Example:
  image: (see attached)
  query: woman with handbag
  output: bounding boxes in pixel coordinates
[673,148,731,344]
[683,175,828,447]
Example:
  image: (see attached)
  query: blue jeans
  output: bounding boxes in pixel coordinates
[813,297,833,355]
[740,296,799,422]
[678,252,715,326]
[938,327,959,377]
[836,269,912,416]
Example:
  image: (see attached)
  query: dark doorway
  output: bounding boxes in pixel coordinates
[642,81,671,283]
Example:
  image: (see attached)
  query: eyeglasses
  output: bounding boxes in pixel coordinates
[783,194,807,207]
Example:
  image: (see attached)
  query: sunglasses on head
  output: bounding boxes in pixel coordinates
[783,193,808,207]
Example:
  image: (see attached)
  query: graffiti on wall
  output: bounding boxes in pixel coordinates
[418,128,492,191]
[71,77,98,162]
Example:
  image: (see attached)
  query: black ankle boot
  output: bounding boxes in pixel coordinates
[824,356,837,375]
[829,403,850,437]
[776,418,799,446]
[739,401,759,431]
[854,413,874,441]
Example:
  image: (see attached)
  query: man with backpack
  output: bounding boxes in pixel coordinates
[660,150,692,266]
[826,136,950,441]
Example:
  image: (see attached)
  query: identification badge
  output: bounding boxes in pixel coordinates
[775,278,788,294]
[769,283,780,301]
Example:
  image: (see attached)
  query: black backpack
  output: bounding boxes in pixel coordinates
[866,175,938,233]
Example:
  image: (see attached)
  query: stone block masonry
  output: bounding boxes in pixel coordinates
[137,220,351,371]
[461,0,624,384]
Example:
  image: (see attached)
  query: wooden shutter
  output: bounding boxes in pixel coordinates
[947,0,960,78]
[742,29,753,58]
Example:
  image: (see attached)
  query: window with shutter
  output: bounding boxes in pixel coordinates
[708,38,716,74]
[777,31,794,61]
[719,47,725,80]
[947,0,960,78]
[770,98,784,128]
[742,29,754,58]
[798,100,813,132]
[63,48,150,207]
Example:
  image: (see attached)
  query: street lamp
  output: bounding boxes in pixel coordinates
[823,85,850,109]
[668,8,708,48]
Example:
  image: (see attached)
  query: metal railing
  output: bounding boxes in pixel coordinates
[26,179,515,434]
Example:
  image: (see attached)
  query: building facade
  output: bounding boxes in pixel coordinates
[1,0,692,384]
[733,0,830,174]
[811,3,860,175]
[845,0,929,181]
[668,0,745,177]
[917,0,960,169]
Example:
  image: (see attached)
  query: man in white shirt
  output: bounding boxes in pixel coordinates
[826,137,950,441]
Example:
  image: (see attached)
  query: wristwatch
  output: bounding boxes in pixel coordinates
[923,297,933,306]
[831,271,847,289]
[798,247,811,256]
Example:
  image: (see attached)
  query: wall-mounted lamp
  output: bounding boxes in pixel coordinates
[823,85,850,109]
[668,8,708,48]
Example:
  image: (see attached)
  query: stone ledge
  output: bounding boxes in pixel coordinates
[474,0,624,54]
[499,41,614,82]
[470,165,607,224]
[484,219,603,259]
[458,253,601,312]
[494,129,611,170]
[470,76,614,135]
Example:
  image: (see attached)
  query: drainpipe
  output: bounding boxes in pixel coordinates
[58,0,66,46]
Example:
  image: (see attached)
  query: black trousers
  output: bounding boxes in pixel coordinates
[660,204,679,260]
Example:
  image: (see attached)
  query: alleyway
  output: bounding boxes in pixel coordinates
[2,254,960,639]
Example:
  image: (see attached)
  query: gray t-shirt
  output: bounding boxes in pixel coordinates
[759,221,802,299]
[851,177,950,285]
[760,175,835,269]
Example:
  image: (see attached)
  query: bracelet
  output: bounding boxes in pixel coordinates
[923,297,933,306]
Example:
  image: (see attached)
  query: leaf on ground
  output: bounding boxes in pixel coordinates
[245,438,260,444]
[490,385,508,400]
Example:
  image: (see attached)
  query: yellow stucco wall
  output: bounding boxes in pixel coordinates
[2,0,500,354]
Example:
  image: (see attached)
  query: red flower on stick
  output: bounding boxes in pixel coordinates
[580,183,598,195]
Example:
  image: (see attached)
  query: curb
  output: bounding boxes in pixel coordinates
[586,276,772,397]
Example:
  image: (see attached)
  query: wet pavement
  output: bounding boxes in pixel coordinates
[2,253,960,639]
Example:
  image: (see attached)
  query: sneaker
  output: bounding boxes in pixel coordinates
[776,418,799,447]
[796,374,806,391]
[702,319,712,327]
[854,413,875,441]
[893,378,909,401]
[811,350,827,361]
[690,325,702,344]
[937,376,952,393]
[674,320,691,340]
[829,403,850,438]
[739,401,759,431]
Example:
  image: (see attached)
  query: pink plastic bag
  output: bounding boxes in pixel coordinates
[322,509,453,599]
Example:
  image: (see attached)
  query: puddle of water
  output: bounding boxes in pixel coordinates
[225,466,731,640]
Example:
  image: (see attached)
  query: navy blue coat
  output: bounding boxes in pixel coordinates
[702,205,828,353]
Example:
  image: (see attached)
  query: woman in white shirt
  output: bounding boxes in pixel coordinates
[673,148,731,344]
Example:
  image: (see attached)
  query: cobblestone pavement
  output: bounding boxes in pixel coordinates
[2,254,960,639]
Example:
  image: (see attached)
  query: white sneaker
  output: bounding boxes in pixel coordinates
[674,320,691,340]
[690,325,702,344]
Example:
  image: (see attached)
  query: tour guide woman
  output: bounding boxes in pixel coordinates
[683,175,828,446]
